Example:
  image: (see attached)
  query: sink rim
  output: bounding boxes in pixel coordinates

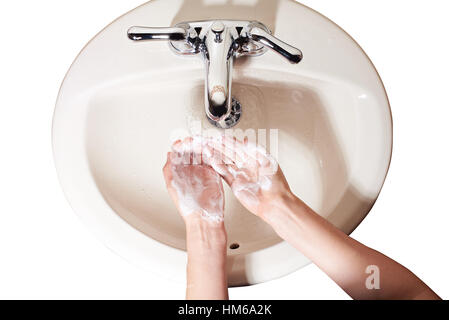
[52,0,393,287]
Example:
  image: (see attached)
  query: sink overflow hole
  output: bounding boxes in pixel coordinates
[230,243,240,250]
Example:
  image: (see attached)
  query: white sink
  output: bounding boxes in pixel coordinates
[53,0,392,286]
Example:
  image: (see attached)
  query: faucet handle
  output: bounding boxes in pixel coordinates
[127,26,188,41]
[247,25,303,64]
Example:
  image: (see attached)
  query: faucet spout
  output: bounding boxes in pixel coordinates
[203,22,236,124]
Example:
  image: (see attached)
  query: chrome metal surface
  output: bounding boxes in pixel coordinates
[127,20,302,128]
[208,98,242,128]
[127,26,188,41]
[247,24,303,64]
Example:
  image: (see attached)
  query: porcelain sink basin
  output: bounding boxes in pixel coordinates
[53,0,392,286]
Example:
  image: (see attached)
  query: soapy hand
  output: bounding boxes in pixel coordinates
[163,139,225,224]
[205,136,293,218]
[173,136,293,218]
[164,138,228,300]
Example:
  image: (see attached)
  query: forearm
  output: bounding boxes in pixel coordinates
[262,194,440,300]
[185,216,229,300]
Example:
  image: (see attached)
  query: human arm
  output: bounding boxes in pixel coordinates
[163,148,229,300]
[206,137,440,300]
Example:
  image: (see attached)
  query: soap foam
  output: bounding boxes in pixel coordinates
[169,135,279,218]
[170,141,225,223]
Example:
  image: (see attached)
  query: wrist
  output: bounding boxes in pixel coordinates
[184,213,225,229]
[185,214,227,250]
[259,192,307,226]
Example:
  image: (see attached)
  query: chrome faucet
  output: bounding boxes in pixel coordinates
[128,20,302,128]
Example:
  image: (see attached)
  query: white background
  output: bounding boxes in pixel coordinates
[1,0,448,300]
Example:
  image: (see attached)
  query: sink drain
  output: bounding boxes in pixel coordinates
[208,98,242,129]
[229,243,240,250]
